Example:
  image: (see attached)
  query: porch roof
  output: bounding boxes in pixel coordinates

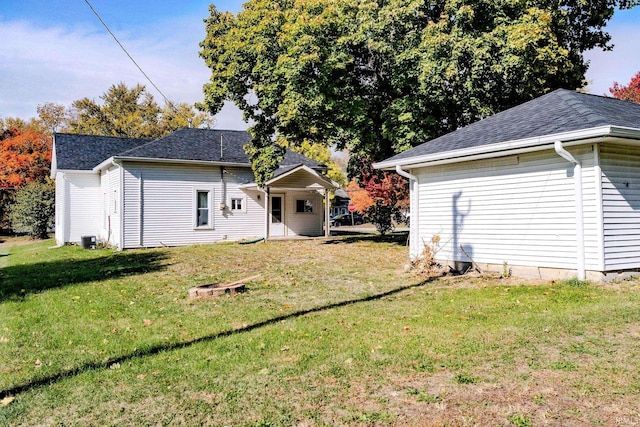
[240,164,338,191]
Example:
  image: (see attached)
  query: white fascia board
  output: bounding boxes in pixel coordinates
[92,156,250,172]
[374,125,640,170]
[57,169,99,175]
[265,164,338,189]
[50,140,57,178]
[93,157,116,172]
[239,183,259,190]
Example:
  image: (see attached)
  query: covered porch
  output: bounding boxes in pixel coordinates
[241,164,338,240]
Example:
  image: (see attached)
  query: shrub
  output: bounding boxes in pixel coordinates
[9,180,55,239]
[0,188,15,232]
[364,200,397,235]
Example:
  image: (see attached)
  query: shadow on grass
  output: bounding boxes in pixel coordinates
[0,251,169,301]
[325,230,408,246]
[0,278,432,400]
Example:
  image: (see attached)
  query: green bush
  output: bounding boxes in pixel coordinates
[365,200,403,235]
[0,188,15,232]
[9,180,55,239]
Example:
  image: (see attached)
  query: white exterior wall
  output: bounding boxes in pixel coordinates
[100,166,122,246]
[54,172,66,246]
[413,146,600,272]
[283,191,325,237]
[54,171,102,244]
[600,143,640,270]
[121,163,265,249]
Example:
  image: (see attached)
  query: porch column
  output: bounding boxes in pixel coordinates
[324,188,330,237]
[263,187,270,240]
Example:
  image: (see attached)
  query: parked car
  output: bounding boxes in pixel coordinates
[330,213,364,227]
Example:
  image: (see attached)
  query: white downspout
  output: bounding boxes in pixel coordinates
[554,140,586,280]
[396,165,419,260]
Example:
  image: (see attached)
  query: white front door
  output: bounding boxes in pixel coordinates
[269,194,285,237]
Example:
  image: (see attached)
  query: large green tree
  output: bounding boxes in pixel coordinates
[68,83,214,138]
[200,0,637,185]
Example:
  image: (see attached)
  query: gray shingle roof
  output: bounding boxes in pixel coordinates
[54,133,151,170]
[54,128,324,171]
[119,128,323,169]
[381,89,640,164]
[272,163,304,178]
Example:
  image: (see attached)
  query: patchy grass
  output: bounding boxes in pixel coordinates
[1,234,640,426]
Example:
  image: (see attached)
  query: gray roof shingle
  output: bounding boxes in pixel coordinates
[54,128,324,171]
[381,89,640,164]
[54,134,151,171]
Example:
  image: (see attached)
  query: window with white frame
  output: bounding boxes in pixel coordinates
[296,199,313,213]
[195,189,213,228]
[230,197,244,212]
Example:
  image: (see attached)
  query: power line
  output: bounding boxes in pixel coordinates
[83,0,192,126]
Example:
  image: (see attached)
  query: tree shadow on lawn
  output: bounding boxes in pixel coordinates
[0,251,169,301]
[325,230,408,246]
[0,277,432,400]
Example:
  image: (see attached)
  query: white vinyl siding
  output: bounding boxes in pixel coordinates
[414,147,600,271]
[600,144,640,270]
[122,163,264,248]
[54,172,66,245]
[56,171,101,244]
[284,191,324,237]
[100,166,122,246]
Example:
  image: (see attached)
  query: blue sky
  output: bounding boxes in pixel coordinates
[1,1,639,130]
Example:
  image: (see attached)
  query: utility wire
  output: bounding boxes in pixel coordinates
[83,0,192,126]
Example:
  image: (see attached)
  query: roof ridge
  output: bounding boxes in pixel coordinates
[556,89,609,127]
[54,132,150,141]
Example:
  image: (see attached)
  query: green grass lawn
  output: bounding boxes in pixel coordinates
[1,235,640,426]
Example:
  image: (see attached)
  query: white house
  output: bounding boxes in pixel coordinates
[51,128,337,249]
[375,89,640,281]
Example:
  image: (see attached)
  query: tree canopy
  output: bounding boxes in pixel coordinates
[610,71,640,103]
[67,82,215,138]
[0,128,52,189]
[200,0,637,185]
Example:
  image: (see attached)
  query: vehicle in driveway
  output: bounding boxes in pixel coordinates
[330,213,364,227]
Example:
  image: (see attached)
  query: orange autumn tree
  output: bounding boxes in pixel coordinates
[346,163,409,234]
[610,71,640,103]
[0,128,52,188]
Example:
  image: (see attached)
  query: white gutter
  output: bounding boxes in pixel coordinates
[92,156,249,173]
[55,169,99,175]
[554,140,585,281]
[374,125,640,170]
[395,165,420,260]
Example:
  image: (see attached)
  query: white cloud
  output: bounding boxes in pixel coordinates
[0,17,248,130]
